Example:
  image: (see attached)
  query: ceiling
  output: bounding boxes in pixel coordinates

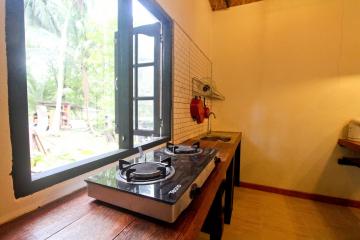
[209,0,262,11]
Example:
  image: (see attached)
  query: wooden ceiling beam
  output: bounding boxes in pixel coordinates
[209,0,262,11]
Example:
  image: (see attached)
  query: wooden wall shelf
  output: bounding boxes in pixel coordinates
[338,139,360,152]
[337,139,360,168]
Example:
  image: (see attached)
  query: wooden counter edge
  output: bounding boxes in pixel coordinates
[179,131,242,240]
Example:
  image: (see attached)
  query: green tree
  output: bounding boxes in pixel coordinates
[25,0,86,133]
[26,0,116,133]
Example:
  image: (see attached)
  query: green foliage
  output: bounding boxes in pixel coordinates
[26,0,119,172]
[80,149,94,156]
[31,154,45,168]
[25,0,117,126]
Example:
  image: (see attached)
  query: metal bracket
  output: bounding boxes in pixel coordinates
[338,157,360,168]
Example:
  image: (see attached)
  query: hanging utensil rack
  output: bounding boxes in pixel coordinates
[192,77,225,100]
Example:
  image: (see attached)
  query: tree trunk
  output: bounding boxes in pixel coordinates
[49,16,70,134]
[81,64,95,133]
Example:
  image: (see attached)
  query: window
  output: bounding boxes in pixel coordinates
[133,22,161,145]
[6,0,172,198]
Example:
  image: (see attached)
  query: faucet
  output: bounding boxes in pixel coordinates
[207,112,216,135]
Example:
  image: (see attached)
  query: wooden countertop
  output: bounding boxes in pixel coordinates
[0,132,242,240]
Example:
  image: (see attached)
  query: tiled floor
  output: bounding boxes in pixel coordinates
[198,187,360,240]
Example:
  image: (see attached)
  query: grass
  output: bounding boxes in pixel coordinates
[30,128,118,173]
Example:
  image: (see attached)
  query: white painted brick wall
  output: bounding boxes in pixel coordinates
[172,23,212,144]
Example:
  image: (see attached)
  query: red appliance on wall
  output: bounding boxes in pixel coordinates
[191,96,211,124]
[190,96,205,124]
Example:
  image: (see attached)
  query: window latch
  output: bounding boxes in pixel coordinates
[160,119,164,128]
[160,34,164,43]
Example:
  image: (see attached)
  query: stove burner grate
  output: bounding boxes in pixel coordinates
[164,142,203,156]
[117,157,175,184]
[130,162,164,179]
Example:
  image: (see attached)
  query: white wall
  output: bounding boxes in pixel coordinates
[157,0,213,59]
[0,0,213,224]
[212,0,360,200]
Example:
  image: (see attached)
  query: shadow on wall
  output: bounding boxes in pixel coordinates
[308,144,360,239]
[293,124,360,238]
[294,124,360,200]
[239,134,289,187]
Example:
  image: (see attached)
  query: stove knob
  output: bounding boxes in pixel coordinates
[168,192,175,199]
[190,183,201,199]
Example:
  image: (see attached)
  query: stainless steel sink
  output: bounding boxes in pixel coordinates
[200,135,231,142]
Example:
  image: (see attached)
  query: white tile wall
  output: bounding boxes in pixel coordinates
[172,23,212,144]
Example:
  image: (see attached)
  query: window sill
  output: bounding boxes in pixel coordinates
[31,149,125,181]
[16,136,170,198]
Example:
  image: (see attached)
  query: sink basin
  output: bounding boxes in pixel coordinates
[200,135,231,142]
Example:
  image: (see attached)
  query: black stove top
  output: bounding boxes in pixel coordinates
[85,146,217,205]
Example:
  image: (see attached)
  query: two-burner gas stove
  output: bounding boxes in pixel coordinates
[85,142,218,223]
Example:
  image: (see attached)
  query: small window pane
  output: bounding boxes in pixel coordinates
[133,67,136,96]
[138,100,154,130]
[138,66,154,97]
[133,35,136,64]
[133,100,136,129]
[133,0,159,28]
[138,34,154,63]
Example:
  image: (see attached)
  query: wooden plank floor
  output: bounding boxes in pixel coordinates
[198,187,360,240]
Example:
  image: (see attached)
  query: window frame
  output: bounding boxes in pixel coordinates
[6,0,173,198]
[133,23,161,136]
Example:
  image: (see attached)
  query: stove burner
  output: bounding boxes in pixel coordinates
[164,142,203,156]
[131,162,164,179]
[117,158,175,184]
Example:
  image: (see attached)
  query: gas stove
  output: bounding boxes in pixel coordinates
[85,142,218,223]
